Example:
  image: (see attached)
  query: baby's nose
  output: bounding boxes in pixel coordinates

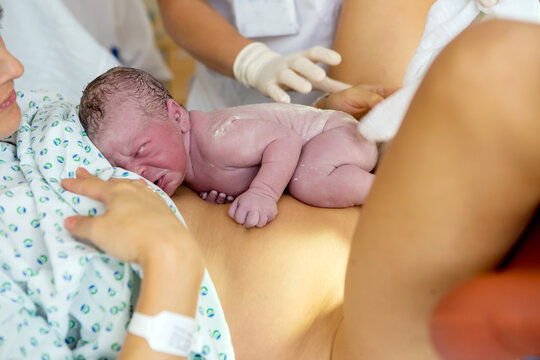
[133,165,148,179]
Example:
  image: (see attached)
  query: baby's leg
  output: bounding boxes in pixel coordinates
[288,121,378,207]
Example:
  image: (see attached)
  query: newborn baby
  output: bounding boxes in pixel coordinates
[79,67,377,228]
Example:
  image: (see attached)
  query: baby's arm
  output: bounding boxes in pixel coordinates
[228,130,303,228]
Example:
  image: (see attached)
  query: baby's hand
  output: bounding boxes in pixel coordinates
[199,190,235,204]
[228,190,278,228]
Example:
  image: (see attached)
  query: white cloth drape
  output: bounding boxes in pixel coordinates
[357,0,540,142]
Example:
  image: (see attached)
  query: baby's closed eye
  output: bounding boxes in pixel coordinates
[135,142,148,157]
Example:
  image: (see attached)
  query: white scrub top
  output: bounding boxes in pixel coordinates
[186,0,343,111]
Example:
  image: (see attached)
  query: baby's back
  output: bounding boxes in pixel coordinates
[186,103,361,196]
[205,103,356,144]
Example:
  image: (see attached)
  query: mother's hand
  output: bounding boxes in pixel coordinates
[61,168,197,265]
[314,84,399,119]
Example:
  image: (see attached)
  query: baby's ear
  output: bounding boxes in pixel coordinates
[166,99,190,133]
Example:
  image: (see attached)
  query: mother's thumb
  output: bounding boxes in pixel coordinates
[65,215,94,241]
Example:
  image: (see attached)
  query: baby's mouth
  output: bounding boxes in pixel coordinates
[154,175,164,189]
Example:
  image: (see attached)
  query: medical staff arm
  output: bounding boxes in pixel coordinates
[330,0,436,87]
[158,0,251,78]
[158,0,344,103]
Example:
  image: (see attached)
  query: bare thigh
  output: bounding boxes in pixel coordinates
[289,120,378,207]
[334,19,540,360]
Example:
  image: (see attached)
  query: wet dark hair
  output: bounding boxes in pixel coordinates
[79,66,172,139]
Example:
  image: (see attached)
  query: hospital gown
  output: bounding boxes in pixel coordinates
[0,90,234,360]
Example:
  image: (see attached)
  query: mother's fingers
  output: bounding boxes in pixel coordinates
[64,215,98,242]
[61,167,118,203]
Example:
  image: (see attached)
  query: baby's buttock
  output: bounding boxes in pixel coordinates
[294,110,358,144]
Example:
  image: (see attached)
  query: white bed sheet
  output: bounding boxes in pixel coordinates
[0,0,120,104]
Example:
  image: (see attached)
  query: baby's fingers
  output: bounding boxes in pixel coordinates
[244,211,260,229]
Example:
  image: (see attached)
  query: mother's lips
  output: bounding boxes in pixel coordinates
[0,90,16,111]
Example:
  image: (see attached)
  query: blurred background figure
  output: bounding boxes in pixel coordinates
[0,0,173,103]
[61,0,172,84]
[1,0,119,103]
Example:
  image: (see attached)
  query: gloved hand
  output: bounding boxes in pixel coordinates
[233,42,343,103]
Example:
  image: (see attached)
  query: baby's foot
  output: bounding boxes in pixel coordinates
[199,190,235,204]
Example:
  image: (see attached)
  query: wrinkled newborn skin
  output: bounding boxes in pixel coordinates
[95,100,377,228]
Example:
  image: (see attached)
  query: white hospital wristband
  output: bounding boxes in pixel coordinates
[128,311,196,356]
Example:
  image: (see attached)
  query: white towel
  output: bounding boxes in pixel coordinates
[357,0,540,143]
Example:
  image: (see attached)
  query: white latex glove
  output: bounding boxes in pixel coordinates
[233,42,344,103]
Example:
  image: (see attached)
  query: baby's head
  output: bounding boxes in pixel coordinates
[79,67,191,195]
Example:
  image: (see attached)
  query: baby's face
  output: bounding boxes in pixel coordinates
[96,109,188,196]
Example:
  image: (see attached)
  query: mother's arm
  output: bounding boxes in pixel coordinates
[63,168,204,360]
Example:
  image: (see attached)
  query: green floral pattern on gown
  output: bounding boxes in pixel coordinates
[0,90,234,360]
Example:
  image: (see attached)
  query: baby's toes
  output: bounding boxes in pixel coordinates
[207,190,219,203]
[216,192,227,204]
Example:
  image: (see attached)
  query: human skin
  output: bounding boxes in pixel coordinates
[0,29,199,359]
[66,19,540,360]
[313,84,399,119]
[157,0,251,78]
[334,20,540,359]
[330,0,435,87]
[95,100,377,228]
[63,169,204,360]
[172,186,360,359]
[0,35,24,138]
